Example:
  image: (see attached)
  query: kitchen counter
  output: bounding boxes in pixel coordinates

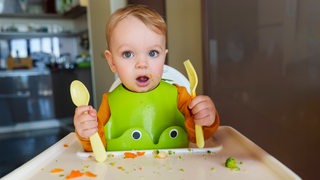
[0,67,92,126]
[0,68,50,77]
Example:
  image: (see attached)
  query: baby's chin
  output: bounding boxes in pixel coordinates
[132,85,157,93]
[125,82,159,93]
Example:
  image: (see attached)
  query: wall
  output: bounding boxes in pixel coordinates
[87,0,126,107]
[202,0,320,179]
[166,0,203,94]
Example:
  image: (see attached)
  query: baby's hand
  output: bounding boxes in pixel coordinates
[74,105,98,138]
[188,95,216,127]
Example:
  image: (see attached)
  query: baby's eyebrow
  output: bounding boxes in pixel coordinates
[149,45,164,50]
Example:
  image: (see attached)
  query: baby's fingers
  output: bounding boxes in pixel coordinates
[74,116,98,138]
[77,126,98,138]
[189,96,215,114]
[74,106,94,121]
[193,110,214,126]
[75,105,93,114]
[189,95,216,126]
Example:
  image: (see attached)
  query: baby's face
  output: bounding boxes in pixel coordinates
[106,15,167,92]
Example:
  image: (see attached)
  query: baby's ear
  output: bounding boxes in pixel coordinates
[105,50,117,72]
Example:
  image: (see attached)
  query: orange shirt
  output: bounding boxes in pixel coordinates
[77,84,220,151]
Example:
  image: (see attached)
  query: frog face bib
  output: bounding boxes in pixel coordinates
[105,81,189,151]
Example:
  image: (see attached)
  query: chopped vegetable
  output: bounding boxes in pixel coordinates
[124,151,145,158]
[168,150,175,155]
[124,152,137,158]
[107,154,114,158]
[155,152,168,159]
[66,170,84,179]
[85,171,97,178]
[63,144,69,148]
[136,151,145,156]
[50,168,64,173]
[117,166,124,171]
[153,149,160,155]
[225,157,240,171]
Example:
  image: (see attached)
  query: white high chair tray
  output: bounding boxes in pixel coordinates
[3,126,300,180]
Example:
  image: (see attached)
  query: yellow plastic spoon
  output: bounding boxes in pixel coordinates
[183,60,205,148]
[70,80,107,162]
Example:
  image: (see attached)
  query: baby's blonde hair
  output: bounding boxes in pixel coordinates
[105,4,167,48]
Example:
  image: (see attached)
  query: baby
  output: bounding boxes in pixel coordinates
[74,4,220,151]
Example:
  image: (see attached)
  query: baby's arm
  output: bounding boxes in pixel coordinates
[74,93,110,152]
[176,84,220,142]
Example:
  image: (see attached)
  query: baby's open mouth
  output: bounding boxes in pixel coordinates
[136,76,149,83]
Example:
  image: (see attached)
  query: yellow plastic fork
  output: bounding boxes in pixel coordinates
[183,60,204,148]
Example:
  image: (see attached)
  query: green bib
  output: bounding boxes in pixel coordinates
[105,81,189,151]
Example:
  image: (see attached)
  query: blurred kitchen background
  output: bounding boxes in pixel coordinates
[0,0,319,179]
[0,0,92,177]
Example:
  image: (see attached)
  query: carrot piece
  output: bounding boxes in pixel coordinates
[137,151,145,156]
[85,171,97,178]
[124,152,137,158]
[50,168,64,173]
[66,170,84,179]
[63,144,69,148]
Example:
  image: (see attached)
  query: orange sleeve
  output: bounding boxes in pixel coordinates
[77,93,111,152]
[175,84,220,143]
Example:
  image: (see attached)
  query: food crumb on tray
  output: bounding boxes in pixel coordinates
[50,168,97,179]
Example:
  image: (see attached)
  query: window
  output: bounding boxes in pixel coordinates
[10,39,27,58]
[10,37,60,58]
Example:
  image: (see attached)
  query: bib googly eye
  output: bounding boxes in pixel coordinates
[131,130,142,140]
[169,129,178,138]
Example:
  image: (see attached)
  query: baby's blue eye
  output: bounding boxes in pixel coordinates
[122,51,134,58]
[149,50,159,57]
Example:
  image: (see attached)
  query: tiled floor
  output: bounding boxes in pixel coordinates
[0,125,74,178]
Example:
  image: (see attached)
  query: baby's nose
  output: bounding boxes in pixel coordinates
[135,58,148,69]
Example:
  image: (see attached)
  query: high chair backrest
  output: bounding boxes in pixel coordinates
[109,65,191,93]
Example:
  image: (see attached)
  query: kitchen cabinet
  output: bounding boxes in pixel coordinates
[0,3,91,125]
[0,5,87,39]
[0,31,86,39]
[0,69,55,125]
[0,3,89,64]
[0,5,86,19]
